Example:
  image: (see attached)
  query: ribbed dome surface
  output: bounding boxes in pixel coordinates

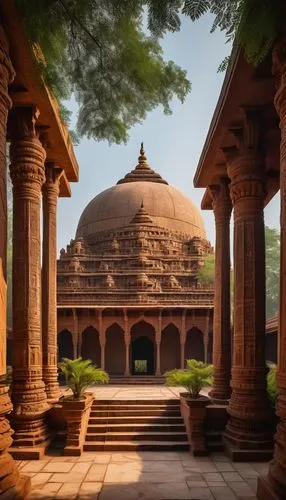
[76,181,206,240]
[76,145,206,240]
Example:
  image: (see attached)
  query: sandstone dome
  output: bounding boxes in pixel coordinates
[76,145,206,241]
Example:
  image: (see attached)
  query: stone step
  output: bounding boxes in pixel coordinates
[90,409,181,417]
[92,399,179,406]
[87,423,186,433]
[92,404,180,411]
[85,432,188,442]
[89,416,184,425]
[83,441,189,451]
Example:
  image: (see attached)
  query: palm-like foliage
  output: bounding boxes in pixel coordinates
[165,359,213,398]
[59,357,109,399]
[267,362,278,406]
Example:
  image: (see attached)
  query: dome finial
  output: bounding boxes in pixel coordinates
[138,142,147,166]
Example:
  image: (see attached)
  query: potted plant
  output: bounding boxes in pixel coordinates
[58,357,109,455]
[165,359,213,456]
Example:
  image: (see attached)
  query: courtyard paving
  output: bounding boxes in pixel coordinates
[20,386,268,499]
[20,451,267,500]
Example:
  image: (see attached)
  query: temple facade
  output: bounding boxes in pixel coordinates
[57,146,214,377]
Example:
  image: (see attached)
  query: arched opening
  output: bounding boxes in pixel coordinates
[58,329,74,361]
[265,334,277,364]
[105,323,125,375]
[185,327,204,362]
[81,326,101,367]
[161,324,180,374]
[131,321,155,375]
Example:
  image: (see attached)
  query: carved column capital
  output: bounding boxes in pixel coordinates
[9,106,46,191]
[209,179,232,221]
[42,163,63,200]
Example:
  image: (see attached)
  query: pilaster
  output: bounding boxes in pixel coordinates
[42,163,62,402]
[258,35,286,498]
[8,106,49,455]
[223,109,272,460]
[124,310,130,376]
[155,311,162,376]
[180,310,186,369]
[208,179,232,404]
[98,310,105,370]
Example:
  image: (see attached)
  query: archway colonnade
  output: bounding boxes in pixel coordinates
[57,310,211,376]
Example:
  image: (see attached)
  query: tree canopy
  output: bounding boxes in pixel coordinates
[145,0,286,69]
[265,226,280,318]
[16,0,191,144]
[197,225,280,318]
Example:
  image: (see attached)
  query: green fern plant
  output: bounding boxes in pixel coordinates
[58,357,109,399]
[267,362,278,406]
[165,359,213,398]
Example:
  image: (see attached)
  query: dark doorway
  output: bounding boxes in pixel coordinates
[161,324,180,373]
[265,334,277,364]
[58,329,74,361]
[105,323,125,375]
[132,336,154,375]
[185,327,204,362]
[81,326,101,367]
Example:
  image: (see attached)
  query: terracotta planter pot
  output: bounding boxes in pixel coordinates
[180,393,210,456]
[62,392,93,456]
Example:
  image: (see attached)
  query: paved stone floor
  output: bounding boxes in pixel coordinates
[60,384,209,400]
[20,451,268,500]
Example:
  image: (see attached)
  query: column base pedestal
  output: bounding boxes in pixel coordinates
[223,413,274,462]
[256,476,284,500]
[9,438,51,461]
[0,475,31,500]
[223,433,274,462]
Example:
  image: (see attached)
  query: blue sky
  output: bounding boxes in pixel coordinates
[57,14,280,253]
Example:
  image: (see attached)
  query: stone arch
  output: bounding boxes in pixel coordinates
[265,334,277,364]
[131,321,155,375]
[160,323,180,374]
[58,329,74,361]
[105,323,125,375]
[129,316,157,330]
[81,326,101,367]
[185,327,204,362]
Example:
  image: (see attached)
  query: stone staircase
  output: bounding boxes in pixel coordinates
[83,399,189,451]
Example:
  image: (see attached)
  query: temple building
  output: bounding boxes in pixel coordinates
[57,145,214,378]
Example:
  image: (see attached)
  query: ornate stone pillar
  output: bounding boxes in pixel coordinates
[124,311,130,376]
[208,180,232,404]
[0,25,30,498]
[180,310,186,369]
[98,310,105,370]
[42,163,62,402]
[9,106,49,452]
[155,311,162,376]
[223,109,272,460]
[257,37,286,499]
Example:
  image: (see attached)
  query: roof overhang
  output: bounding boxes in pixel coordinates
[194,46,280,210]
[1,0,79,197]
